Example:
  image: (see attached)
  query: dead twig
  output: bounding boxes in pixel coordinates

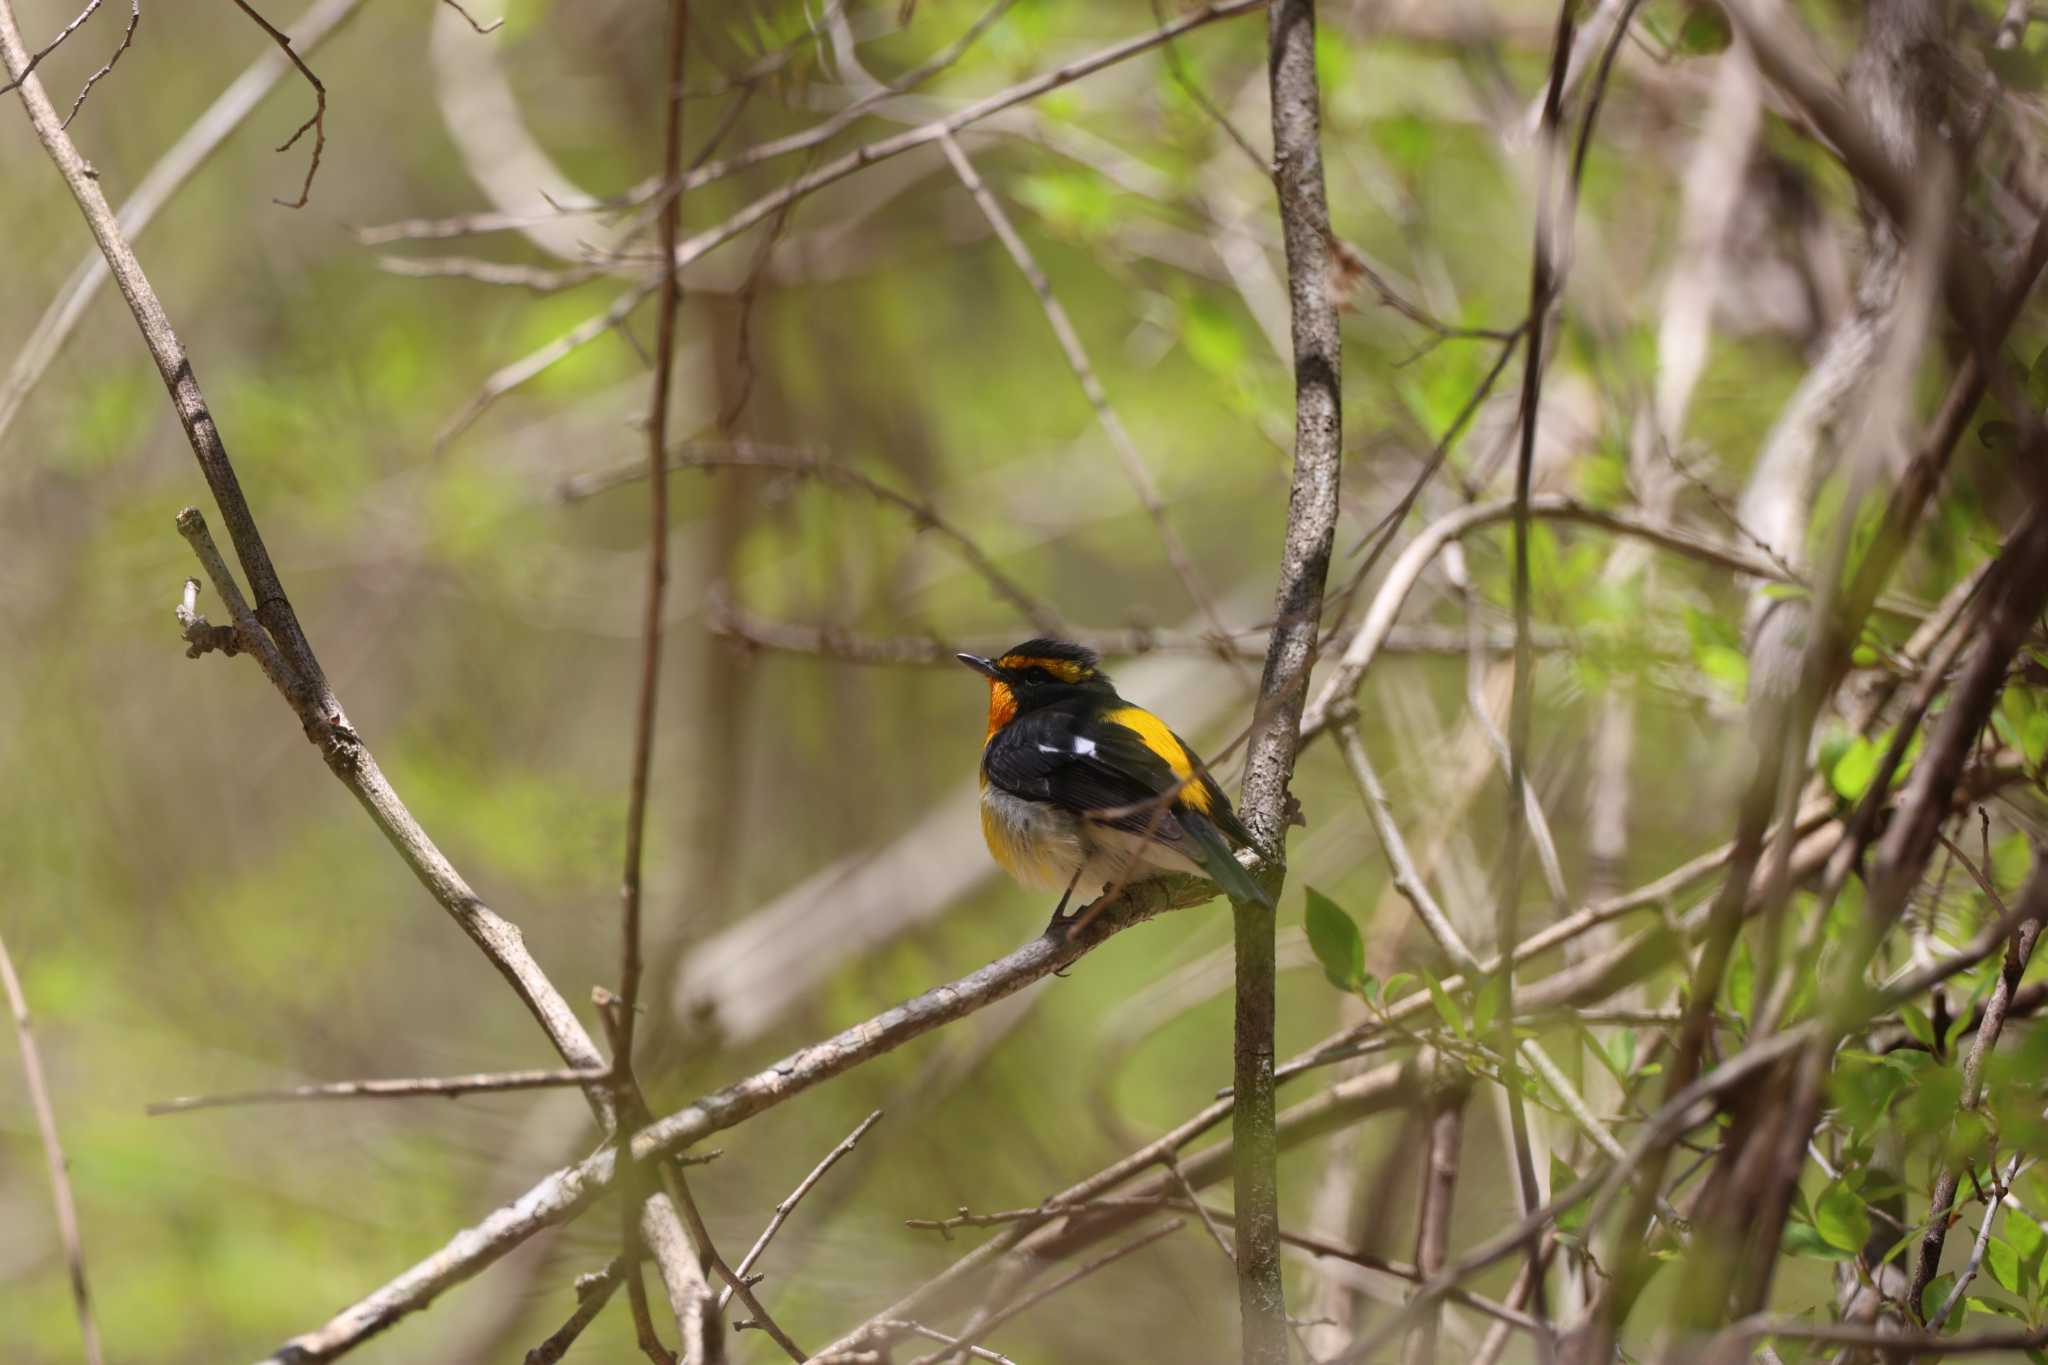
[58,0,134,126]
[721,1110,884,1310]
[0,927,105,1365]
[227,0,326,208]
[145,1065,615,1114]
[438,0,500,34]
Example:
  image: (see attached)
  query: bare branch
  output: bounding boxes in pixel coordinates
[436,0,1268,444]
[0,0,367,449]
[58,0,134,126]
[438,0,501,34]
[721,1110,884,1310]
[227,0,326,208]
[938,129,1240,665]
[146,1065,613,1115]
[262,874,1216,1362]
[524,1260,624,1365]
[564,442,1061,634]
[0,0,100,96]
[0,926,105,1365]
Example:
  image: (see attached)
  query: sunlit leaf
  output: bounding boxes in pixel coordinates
[1304,886,1366,994]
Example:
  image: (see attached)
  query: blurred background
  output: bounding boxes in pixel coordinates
[2,0,2029,1360]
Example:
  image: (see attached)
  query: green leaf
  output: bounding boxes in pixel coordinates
[1422,969,1467,1039]
[1830,735,1885,802]
[1304,887,1367,994]
[1815,1181,1870,1254]
[1922,1275,1963,1331]
[1783,1217,1855,1260]
[1988,1236,2024,1296]
[1383,972,1417,1006]
[1552,1155,1588,1232]
[2005,1211,2045,1293]
[1726,938,1754,1017]
[1472,974,1506,1037]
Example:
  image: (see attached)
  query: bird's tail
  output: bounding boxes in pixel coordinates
[1181,809,1274,908]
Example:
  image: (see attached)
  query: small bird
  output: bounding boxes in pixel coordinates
[958,639,1272,924]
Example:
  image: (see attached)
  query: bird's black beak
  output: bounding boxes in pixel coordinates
[956,652,1004,681]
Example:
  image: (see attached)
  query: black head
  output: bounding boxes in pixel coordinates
[956,638,1114,710]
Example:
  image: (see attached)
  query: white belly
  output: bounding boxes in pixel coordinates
[979,786,1205,896]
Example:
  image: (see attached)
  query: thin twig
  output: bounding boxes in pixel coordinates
[1496,0,1579,1318]
[1908,855,2044,1314]
[0,927,105,1365]
[0,0,368,449]
[146,1065,614,1115]
[524,1260,625,1365]
[437,0,1269,444]
[703,596,1534,666]
[0,0,99,96]
[937,129,1240,666]
[721,1110,884,1310]
[1934,1154,2028,1327]
[564,441,1060,633]
[226,0,326,208]
[438,0,501,34]
[1331,715,1483,974]
[58,0,134,126]
[616,0,688,1116]
[904,1221,1187,1365]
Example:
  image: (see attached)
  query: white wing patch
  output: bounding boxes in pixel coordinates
[1039,736,1098,757]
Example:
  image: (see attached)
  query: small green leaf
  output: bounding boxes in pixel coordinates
[1726,938,1754,1017]
[1552,1155,1588,1232]
[1816,1181,1870,1254]
[1922,1275,1963,1331]
[2005,1211,2045,1293]
[1988,1236,2024,1296]
[1422,969,1467,1039]
[1830,735,1885,802]
[1304,887,1367,994]
[1383,972,1417,1005]
[1472,974,1506,1037]
[1783,1217,1854,1260]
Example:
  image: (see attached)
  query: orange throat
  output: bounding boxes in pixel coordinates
[983,680,1018,743]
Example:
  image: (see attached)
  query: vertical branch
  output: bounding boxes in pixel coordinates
[0,928,105,1365]
[1403,1078,1468,1365]
[1237,0,1342,1359]
[1501,0,1579,1323]
[618,0,688,1079]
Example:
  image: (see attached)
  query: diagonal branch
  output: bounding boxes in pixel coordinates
[0,926,105,1365]
[937,129,1241,665]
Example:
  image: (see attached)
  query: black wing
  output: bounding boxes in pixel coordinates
[983,701,1191,839]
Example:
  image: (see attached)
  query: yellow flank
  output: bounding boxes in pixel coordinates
[1105,705,1212,813]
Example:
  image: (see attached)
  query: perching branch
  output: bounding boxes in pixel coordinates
[1221,1,1344,1358]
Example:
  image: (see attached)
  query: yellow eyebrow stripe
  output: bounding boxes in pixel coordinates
[998,654,1088,683]
[1104,705,1213,814]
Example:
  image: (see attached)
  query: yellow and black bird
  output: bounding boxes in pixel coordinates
[958,639,1271,923]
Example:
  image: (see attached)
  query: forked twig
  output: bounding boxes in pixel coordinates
[227,0,326,208]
